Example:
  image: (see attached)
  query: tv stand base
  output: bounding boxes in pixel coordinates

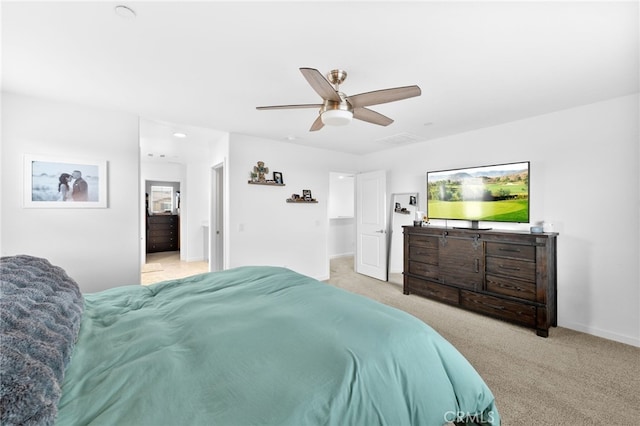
[453,226,493,231]
[453,220,492,231]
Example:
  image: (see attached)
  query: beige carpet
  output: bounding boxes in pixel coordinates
[327,256,640,426]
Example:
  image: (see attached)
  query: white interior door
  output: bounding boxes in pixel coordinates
[355,170,388,280]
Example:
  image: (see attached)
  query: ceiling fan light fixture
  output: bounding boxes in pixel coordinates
[321,109,353,126]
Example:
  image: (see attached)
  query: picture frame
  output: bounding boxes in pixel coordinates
[24,154,108,208]
[409,195,417,205]
[302,189,312,200]
[273,171,284,185]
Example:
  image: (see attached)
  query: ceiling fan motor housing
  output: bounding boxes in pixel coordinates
[321,96,353,126]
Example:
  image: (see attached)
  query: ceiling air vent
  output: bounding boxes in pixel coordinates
[375,132,424,147]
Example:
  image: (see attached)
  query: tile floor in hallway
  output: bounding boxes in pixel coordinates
[141,251,209,285]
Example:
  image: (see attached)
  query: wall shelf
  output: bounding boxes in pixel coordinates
[248,181,285,186]
[286,199,318,203]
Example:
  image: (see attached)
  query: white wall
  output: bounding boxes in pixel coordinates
[181,137,215,262]
[359,94,640,347]
[329,218,355,258]
[227,134,357,280]
[1,92,140,292]
[389,193,418,273]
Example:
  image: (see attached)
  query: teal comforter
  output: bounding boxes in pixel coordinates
[57,266,499,425]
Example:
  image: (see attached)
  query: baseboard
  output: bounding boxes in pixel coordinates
[330,253,354,259]
[562,322,640,348]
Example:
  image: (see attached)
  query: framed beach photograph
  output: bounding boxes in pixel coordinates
[24,154,108,208]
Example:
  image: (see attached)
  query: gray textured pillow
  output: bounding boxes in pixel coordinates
[0,255,84,426]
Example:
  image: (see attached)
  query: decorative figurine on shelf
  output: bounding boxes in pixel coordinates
[253,161,269,182]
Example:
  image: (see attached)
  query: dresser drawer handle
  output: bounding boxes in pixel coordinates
[501,284,525,292]
[499,264,521,271]
[484,303,505,311]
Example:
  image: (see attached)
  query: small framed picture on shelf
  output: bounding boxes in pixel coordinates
[273,171,283,184]
[302,189,312,200]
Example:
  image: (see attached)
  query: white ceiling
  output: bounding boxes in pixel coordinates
[2,1,638,157]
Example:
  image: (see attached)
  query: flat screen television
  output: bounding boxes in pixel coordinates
[426,161,530,230]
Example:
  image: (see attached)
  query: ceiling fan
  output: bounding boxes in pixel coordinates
[256,67,421,131]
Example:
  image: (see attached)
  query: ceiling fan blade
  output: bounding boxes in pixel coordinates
[309,115,324,131]
[300,68,341,102]
[347,85,421,108]
[353,107,394,126]
[256,104,322,110]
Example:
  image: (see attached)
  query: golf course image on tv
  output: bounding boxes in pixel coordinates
[427,161,530,223]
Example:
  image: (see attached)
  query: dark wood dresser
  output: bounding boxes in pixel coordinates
[403,225,558,337]
[147,215,179,253]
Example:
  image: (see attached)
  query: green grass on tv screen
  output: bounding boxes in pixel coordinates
[428,199,529,222]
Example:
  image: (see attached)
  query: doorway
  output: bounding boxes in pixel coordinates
[328,172,355,265]
[210,163,224,272]
[145,180,181,255]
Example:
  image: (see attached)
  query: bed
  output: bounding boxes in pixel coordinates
[1,255,499,426]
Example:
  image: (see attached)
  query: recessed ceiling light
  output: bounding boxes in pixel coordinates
[115,5,136,19]
[173,132,187,138]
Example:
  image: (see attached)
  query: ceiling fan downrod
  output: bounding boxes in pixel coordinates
[327,69,348,91]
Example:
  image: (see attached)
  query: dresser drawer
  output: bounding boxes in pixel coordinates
[486,257,535,282]
[460,290,536,327]
[148,229,177,238]
[406,277,459,305]
[148,235,178,244]
[148,223,178,231]
[147,241,178,252]
[486,275,536,301]
[486,242,535,261]
[408,260,439,280]
[408,234,439,249]
[148,215,178,224]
